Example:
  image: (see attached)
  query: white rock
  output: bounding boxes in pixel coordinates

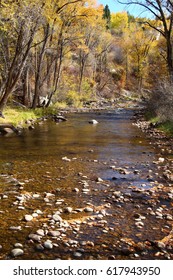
[158,157,165,163]
[64,207,73,213]
[24,215,33,222]
[73,252,82,257]
[14,243,23,248]
[84,207,94,212]
[52,214,62,222]
[48,230,60,237]
[11,249,24,257]
[44,241,53,249]
[62,156,71,162]
[89,119,98,124]
[73,188,79,193]
[36,229,45,236]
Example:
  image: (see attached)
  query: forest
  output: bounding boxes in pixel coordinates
[0,0,172,131]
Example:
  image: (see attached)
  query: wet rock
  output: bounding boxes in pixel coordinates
[73,188,79,193]
[35,209,43,215]
[36,229,45,236]
[44,240,53,249]
[135,221,144,227]
[14,243,23,249]
[84,207,94,212]
[62,156,71,162]
[113,191,121,198]
[11,248,24,257]
[24,215,33,222]
[9,226,22,231]
[64,207,73,213]
[156,241,166,249]
[158,157,165,163]
[52,214,62,222]
[96,177,103,182]
[82,188,90,193]
[18,206,25,210]
[35,244,44,251]
[165,214,173,220]
[28,234,42,242]
[48,231,61,237]
[73,251,82,257]
[88,119,98,124]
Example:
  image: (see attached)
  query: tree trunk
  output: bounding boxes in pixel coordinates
[32,24,50,109]
[167,37,173,83]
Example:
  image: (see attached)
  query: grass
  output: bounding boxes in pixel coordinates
[145,110,173,136]
[0,106,58,127]
[157,121,173,136]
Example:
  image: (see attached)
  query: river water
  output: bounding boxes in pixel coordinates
[0,108,172,259]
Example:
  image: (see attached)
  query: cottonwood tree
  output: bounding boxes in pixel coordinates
[0,0,43,112]
[118,0,173,82]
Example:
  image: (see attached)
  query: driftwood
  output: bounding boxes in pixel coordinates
[0,124,19,134]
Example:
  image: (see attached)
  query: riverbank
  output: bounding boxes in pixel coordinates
[0,98,139,135]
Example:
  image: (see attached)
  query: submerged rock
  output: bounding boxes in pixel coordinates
[88,119,98,124]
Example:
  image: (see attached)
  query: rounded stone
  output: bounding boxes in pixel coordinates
[48,230,60,237]
[11,249,24,257]
[24,215,33,222]
[44,241,53,249]
[14,243,23,248]
[52,214,62,222]
[28,234,42,242]
[64,207,73,213]
[73,252,82,257]
[84,207,94,212]
[36,229,45,236]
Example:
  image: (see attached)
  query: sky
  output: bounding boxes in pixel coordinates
[97,0,151,18]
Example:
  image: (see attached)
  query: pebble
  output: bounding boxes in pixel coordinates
[73,252,82,257]
[73,188,79,193]
[62,156,71,162]
[135,221,144,227]
[96,177,103,182]
[24,215,33,222]
[28,234,42,242]
[14,243,23,248]
[35,210,43,215]
[52,214,62,222]
[158,157,165,163]
[9,226,22,231]
[48,230,61,237]
[36,229,45,236]
[35,244,44,251]
[88,119,98,124]
[64,207,73,213]
[32,213,38,218]
[11,249,24,257]
[44,241,53,249]
[84,207,94,212]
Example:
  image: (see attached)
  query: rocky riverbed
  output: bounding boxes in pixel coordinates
[0,107,173,260]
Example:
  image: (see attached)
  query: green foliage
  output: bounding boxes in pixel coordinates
[158,121,173,136]
[103,4,111,29]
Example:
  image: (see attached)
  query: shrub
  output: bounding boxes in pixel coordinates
[148,80,173,122]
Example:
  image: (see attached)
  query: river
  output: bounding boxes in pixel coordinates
[0,108,172,259]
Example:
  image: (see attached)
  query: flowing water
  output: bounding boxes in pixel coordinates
[0,108,172,259]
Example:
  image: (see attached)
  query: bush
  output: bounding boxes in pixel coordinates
[148,80,173,122]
